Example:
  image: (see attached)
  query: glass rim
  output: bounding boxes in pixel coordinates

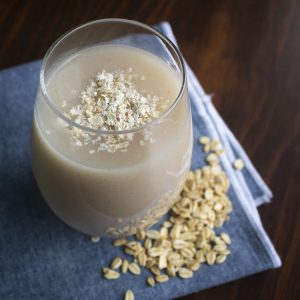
[40,18,187,135]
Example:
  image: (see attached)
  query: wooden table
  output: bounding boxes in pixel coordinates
[1,0,299,299]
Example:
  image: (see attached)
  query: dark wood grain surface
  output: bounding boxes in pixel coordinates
[1,0,299,299]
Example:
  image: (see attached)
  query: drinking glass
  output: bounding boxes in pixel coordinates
[31,19,193,237]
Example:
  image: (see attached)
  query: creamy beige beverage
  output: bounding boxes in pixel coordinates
[32,45,192,236]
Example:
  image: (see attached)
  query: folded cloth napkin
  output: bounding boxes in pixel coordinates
[0,22,281,300]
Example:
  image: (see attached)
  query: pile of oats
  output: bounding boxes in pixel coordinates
[63,69,165,152]
[99,136,236,299]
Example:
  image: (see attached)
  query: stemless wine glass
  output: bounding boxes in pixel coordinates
[31,19,193,237]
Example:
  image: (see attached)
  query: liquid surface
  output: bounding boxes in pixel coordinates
[32,45,192,236]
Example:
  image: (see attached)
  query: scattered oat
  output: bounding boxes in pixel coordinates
[178,268,193,279]
[199,136,210,145]
[216,255,227,264]
[155,274,169,283]
[206,251,217,265]
[113,238,127,247]
[138,252,147,267]
[189,261,201,271]
[233,159,244,170]
[149,266,160,276]
[220,232,231,244]
[144,238,152,250]
[124,289,135,300]
[146,230,161,240]
[210,140,220,152]
[147,276,155,286]
[158,251,168,269]
[128,263,141,275]
[103,269,120,280]
[148,247,164,257]
[207,153,219,165]
[90,236,100,243]
[111,257,122,270]
[204,144,211,153]
[136,228,146,241]
[122,259,129,273]
[166,264,176,277]
[213,244,227,253]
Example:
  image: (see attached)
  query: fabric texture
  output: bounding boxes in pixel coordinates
[0,22,280,300]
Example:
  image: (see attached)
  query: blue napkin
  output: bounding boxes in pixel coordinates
[0,23,280,300]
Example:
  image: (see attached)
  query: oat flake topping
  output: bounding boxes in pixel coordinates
[62,69,165,153]
[67,69,161,131]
